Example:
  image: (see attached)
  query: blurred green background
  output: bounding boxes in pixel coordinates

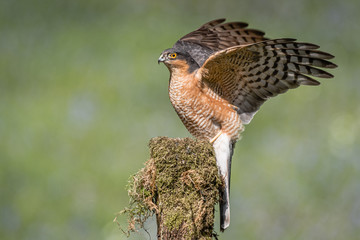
[1,0,359,239]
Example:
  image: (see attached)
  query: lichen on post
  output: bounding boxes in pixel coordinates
[119,137,223,239]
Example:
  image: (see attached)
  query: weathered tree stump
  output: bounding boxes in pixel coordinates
[121,137,222,240]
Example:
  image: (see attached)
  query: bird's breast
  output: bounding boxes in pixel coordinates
[168,72,243,141]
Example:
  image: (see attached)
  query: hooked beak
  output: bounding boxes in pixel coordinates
[158,53,166,64]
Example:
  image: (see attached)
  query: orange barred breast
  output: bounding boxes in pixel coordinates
[168,63,243,142]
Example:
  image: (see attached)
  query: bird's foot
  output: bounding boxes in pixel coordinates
[210,130,223,144]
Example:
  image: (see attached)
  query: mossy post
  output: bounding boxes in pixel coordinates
[150,137,222,239]
[122,137,223,239]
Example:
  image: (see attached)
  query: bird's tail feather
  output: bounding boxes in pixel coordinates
[213,134,234,232]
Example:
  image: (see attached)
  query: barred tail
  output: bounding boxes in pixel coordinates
[213,133,234,231]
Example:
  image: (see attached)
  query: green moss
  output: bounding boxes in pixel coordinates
[118,137,222,239]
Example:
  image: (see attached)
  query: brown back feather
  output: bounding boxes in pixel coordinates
[179,18,268,51]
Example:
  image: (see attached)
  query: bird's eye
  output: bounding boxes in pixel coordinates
[169,53,177,59]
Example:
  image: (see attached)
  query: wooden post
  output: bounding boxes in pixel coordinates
[121,137,222,240]
[150,137,222,239]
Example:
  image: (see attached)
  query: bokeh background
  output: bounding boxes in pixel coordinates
[1,0,359,239]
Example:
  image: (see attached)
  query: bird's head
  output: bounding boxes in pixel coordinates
[158,48,199,74]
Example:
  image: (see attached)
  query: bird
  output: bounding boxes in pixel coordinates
[158,18,336,231]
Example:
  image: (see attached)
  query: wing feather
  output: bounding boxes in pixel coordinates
[199,39,337,124]
[179,18,268,51]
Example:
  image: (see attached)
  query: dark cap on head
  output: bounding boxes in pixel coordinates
[172,41,214,67]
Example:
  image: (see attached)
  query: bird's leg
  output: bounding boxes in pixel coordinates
[210,130,223,144]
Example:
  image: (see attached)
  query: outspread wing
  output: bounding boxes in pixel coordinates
[199,38,337,124]
[179,18,268,51]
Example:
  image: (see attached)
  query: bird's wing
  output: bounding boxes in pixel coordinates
[179,18,268,51]
[198,38,337,124]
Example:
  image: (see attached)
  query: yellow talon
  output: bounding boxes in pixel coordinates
[210,130,223,144]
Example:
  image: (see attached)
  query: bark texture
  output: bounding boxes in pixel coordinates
[121,137,222,240]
